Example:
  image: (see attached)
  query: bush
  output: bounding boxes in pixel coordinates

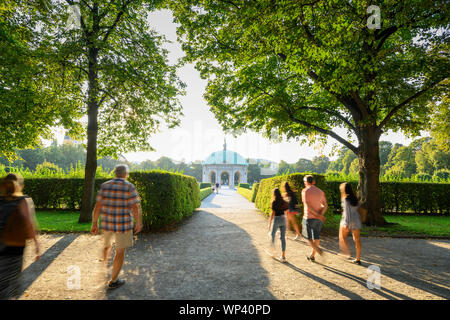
[237,187,252,201]
[250,183,259,202]
[199,182,212,189]
[414,173,432,182]
[326,180,450,215]
[22,170,202,231]
[238,183,250,189]
[433,169,450,182]
[200,187,213,200]
[255,173,336,229]
[23,178,108,210]
[128,171,200,231]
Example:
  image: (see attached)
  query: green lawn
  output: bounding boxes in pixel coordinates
[36,211,91,232]
[361,215,450,237]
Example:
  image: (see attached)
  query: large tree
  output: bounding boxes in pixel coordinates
[169,0,449,225]
[39,0,185,222]
[0,0,83,158]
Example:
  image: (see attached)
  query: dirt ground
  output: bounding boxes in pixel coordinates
[18,188,450,300]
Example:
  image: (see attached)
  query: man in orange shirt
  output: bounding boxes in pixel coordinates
[301,175,328,262]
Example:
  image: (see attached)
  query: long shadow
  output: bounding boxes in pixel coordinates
[314,262,412,300]
[282,262,365,300]
[18,234,79,296]
[317,236,450,299]
[106,211,275,300]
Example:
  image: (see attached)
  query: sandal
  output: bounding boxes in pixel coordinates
[306,255,315,262]
[352,259,361,265]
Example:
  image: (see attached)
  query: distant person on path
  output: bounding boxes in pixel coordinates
[0,173,40,300]
[282,182,301,240]
[91,164,143,290]
[338,182,362,265]
[301,175,327,262]
[215,182,219,194]
[268,188,289,262]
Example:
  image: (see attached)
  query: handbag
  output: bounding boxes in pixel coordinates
[0,196,35,247]
[357,206,368,224]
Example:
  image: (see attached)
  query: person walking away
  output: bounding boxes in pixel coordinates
[268,188,289,263]
[282,182,301,240]
[0,173,40,299]
[91,164,143,290]
[338,182,362,265]
[301,175,327,262]
[215,182,219,194]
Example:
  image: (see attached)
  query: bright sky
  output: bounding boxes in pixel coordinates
[54,9,417,164]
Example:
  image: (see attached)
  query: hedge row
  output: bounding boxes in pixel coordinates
[199,182,212,189]
[238,183,250,189]
[251,183,259,202]
[21,171,202,231]
[237,187,252,201]
[254,173,336,229]
[128,171,200,230]
[326,181,450,215]
[200,187,213,200]
[23,178,109,210]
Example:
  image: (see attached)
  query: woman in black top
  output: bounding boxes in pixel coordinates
[0,173,40,299]
[268,188,289,262]
[282,182,301,240]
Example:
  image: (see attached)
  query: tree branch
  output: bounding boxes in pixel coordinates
[281,104,358,153]
[377,79,446,131]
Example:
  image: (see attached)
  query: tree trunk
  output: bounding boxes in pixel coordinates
[357,127,387,226]
[78,47,99,223]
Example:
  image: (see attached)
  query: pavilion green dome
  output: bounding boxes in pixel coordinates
[202,150,248,165]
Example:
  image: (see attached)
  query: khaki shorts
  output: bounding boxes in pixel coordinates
[102,230,133,249]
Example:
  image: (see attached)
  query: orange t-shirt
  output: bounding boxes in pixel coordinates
[301,185,327,221]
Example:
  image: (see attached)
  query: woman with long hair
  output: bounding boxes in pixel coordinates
[268,187,289,262]
[338,182,362,265]
[282,182,301,240]
[0,173,40,299]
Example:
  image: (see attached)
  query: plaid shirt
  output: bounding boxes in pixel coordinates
[96,178,140,233]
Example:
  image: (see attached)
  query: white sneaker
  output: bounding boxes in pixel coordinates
[293,235,300,241]
[280,256,287,263]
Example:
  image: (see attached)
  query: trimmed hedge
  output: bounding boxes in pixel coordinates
[327,181,450,215]
[23,178,108,210]
[22,171,202,231]
[255,173,336,229]
[199,182,212,189]
[128,171,200,230]
[200,187,213,200]
[238,183,250,189]
[250,183,259,202]
[237,187,252,201]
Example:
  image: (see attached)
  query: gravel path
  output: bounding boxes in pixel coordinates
[19,187,450,300]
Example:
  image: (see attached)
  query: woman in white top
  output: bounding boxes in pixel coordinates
[339,182,362,265]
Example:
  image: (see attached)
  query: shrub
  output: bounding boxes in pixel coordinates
[237,187,252,201]
[200,187,213,200]
[128,171,200,231]
[433,169,450,182]
[255,173,336,229]
[326,180,450,215]
[238,183,250,189]
[23,178,108,210]
[414,173,432,182]
[199,182,212,189]
[251,183,259,202]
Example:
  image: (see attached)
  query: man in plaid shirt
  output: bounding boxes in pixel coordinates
[91,164,143,290]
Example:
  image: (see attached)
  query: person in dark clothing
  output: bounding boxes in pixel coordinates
[268,188,289,262]
[282,182,301,240]
[0,173,40,300]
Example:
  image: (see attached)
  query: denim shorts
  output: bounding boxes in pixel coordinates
[302,218,323,240]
